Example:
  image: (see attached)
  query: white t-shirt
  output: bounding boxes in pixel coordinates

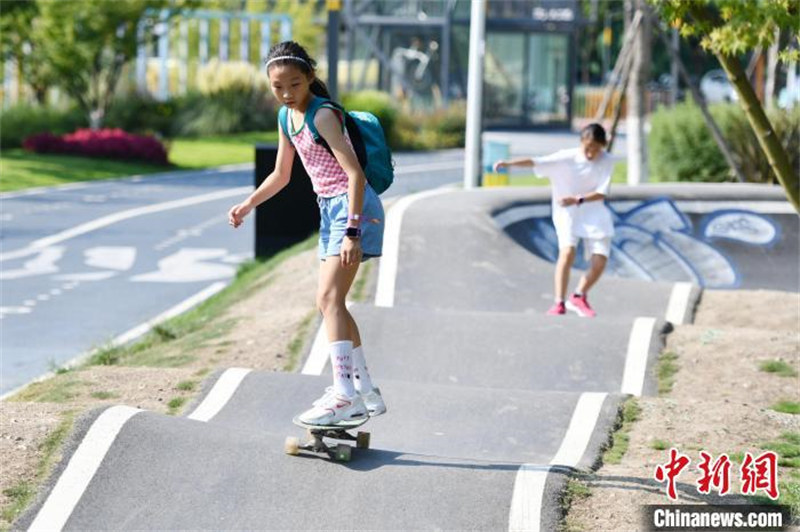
[534,147,616,239]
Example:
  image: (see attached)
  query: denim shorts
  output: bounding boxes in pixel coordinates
[318,184,384,261]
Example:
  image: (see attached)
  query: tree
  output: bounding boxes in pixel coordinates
[30,0,197,129]
[650,0,800,211]
[0,0,55,104]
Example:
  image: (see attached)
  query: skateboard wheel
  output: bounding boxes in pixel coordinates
[284,436,300,456]
[356,431,370,449]
[334,443,352,462]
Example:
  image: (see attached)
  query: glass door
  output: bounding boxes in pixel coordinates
[482,30,571,127]
[483,31,526,126]
[527,33,570,123]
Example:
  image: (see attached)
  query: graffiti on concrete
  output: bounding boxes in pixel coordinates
[519,198,780,288]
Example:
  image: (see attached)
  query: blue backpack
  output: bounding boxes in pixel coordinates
[278,96,394,195]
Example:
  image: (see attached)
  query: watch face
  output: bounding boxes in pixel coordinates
[345,227,361,237]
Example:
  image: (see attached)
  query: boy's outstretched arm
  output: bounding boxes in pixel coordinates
[493,157,534,171]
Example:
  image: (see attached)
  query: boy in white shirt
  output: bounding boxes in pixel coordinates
[494,123,615,317]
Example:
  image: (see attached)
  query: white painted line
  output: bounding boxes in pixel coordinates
[112,282,227,346]
[621,317,658,396]
[508,464,550,532]
[302,317,330,376]
[1,183,90,200]
[496,201,793,230]
[610,199,794,214]
[0,163,252,200]
[187,368,252,422]
[665,282,694,325]
[675,200,795,214]
[508,392,609,532]
[550,392,608,467]
[0,187,251,262]
[0,282,229,402]
[374,188,453,308]
[28,406,143,531]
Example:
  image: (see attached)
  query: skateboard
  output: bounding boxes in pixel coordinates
[285,416,370,462]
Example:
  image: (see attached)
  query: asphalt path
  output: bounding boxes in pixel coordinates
[18,183,677,532]
[0,150,465,397]
[16,149,796,531]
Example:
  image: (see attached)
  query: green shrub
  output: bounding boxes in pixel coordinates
[105,92,180,139]
[426,100,467,138]
[649,101,800,183]
[393,100,466,151]
[649,102,730,182]
[1,104,86,148]
[170,89,277,137]
[171,60,277,137]
[716,104,800,184]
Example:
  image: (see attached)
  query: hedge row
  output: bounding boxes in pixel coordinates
[2,90,466,153]
[649,102,799,183]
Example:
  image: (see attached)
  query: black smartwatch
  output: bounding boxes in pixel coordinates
[345,227,362,239]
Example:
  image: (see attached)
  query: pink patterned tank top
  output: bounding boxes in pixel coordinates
[289,108,354,198]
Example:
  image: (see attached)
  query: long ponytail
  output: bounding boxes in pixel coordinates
[265,41,330,99]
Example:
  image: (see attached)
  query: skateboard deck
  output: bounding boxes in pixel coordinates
[285,415,370,461]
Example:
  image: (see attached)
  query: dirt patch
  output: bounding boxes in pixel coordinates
[0,247,328,529]
[179,248,320,373]
[565,289,800,531]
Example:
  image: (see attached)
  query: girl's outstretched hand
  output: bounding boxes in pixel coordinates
[493,160,507,172]
[228,202,253,229]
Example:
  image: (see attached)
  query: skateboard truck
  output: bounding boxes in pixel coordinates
[285,416,370,462]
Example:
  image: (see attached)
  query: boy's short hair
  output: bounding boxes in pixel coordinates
[580,123,608,146]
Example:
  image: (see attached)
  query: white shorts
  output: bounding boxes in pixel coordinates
[558,234,612,257]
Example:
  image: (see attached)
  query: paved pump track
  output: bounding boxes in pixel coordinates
[16,183,797,531]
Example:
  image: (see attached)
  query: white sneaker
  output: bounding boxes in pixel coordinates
[299,391,367,426]
[311,386,386,417]
[312,386,335,407]
[360,387,387,417]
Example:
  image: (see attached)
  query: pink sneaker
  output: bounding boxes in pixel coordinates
[566,294,596,318]
[546,301,566,315]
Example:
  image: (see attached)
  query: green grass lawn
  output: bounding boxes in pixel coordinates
[0,131,279,192]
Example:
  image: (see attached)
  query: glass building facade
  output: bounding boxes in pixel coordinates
[342,0,579,128]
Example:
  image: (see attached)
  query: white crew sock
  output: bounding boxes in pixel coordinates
[330,340,356,397]
[351,345,374,393]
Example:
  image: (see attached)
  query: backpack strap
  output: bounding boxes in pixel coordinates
[305,96,367,169]
[277,106,292,145]
[305,96,345,141]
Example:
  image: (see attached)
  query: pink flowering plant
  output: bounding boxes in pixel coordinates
[23,128,169,165]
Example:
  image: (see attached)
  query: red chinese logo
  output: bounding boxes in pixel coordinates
[740,451,780,500]
[697,451,732,496]
[654,448,691,500]
[655,449,780,500]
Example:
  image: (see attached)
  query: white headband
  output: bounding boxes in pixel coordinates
[265,56,310,68]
